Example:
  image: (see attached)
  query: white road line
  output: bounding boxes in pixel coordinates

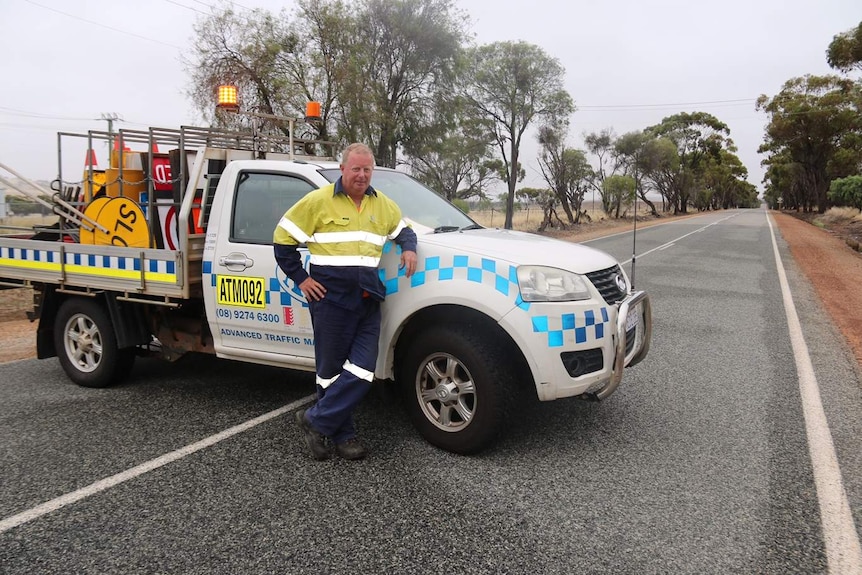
[0,394,316,535]
[582,211,737,244]
[619,213,738,265]
[766,211,862,574]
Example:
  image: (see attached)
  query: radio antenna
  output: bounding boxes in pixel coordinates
[631,167,638,289]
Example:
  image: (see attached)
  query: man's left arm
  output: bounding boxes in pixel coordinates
[393,225,417,278]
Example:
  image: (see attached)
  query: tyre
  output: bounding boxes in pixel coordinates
[54,297,135,388]
[397,325,516,454]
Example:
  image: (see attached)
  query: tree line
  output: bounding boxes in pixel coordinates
[759,20,862,213]
[186,0,764,229]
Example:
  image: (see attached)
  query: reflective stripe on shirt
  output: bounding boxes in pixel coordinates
[277,217,311,244]
[311,230,387,246]
[389,220,408,239]
[309,254,381,267]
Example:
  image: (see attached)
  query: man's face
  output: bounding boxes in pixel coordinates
[340,151,374,198]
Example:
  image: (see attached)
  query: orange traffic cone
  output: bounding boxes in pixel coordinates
[84,148,99,168]
[112,137,130,151]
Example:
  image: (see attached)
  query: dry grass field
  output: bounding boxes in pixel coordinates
[790,207,862,253]
[0,213,59,234]
[468,203,629,232]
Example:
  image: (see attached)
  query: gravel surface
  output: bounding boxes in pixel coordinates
[2,208,859,574]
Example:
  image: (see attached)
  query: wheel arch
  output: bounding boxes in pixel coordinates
[390,304,533,393]
[37,289,152,359]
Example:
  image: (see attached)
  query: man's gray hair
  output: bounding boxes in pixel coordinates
[341,143,375,165]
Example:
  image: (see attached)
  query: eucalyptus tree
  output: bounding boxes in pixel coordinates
[602,175,636,219]
[583,129,616,213]
[283,0,356,142]
[613,131,659,217]
[186,7,304,133]
[401,94,498,201]
[463,41,575,229]
[517,186,559,232]
[340,0,468,167]
[402,129,498,202]
[513,186,540,225]
[537,121,592,225]
[644,112,731,214]
[757,75,862,212]
[828,175,862,210]
[638,137,680,213]
[700,149,754,210]
[187,0,468,165]
[762,152,807,211]
[827,20,862,73]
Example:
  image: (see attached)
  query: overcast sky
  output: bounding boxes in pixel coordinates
[1,0,859,192]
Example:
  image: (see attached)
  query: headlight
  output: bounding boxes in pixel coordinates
[517,266,592,302]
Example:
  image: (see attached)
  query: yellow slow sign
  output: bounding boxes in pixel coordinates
[217,275,266,308]
[79,197,150,248]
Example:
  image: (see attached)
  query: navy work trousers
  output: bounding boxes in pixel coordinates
[305,296,380,444]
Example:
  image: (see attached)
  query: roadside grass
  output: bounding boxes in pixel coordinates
[817,206,860,226]
[0,213,59,233]
[469,204,627,232]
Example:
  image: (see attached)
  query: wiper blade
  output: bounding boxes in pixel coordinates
[433,225,461,233]
[460,224,483,230]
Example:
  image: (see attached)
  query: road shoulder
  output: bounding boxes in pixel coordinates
[771,210,862,368]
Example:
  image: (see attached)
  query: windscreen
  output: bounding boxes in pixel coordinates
[319,168,479,233]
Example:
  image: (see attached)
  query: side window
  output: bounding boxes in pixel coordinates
[231,172,315,244]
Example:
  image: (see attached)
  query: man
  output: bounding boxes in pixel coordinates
[273,143,418,460]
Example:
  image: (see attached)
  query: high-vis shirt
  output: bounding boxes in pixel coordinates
[273,178,417,310]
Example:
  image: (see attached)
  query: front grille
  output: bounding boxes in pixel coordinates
[586,265,627,304]
[625,326,636,355]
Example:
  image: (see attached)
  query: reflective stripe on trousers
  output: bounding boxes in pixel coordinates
[304,297,380,444]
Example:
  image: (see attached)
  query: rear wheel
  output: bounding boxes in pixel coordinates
[397,325,517,454]
[54,298,135,388]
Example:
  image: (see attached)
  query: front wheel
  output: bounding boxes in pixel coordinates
[397,325,517,454]
[54,297,135,388]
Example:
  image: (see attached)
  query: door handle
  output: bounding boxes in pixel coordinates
[218,253,254,270]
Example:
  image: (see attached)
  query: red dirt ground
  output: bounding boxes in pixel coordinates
[770,211,862,367]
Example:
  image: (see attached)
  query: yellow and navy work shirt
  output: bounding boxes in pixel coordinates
[273,177,417,310]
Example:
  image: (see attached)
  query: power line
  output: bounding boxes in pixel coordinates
[0,104,203,131]
[23,0,264,50]
[22,0,183,50]
[0,107,95,122]
[200,0,257,11]
[166,0,259,13]
[577,98,757,111]
[163,0,209,15]
[0,122,82,131]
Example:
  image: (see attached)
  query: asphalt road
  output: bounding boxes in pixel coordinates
[2,208,861,574]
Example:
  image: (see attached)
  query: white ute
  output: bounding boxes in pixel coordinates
[0,125,651,454]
